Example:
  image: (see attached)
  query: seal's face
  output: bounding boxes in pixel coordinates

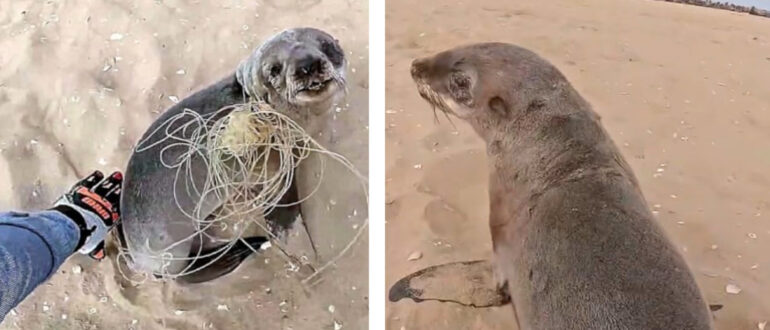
[410,44,497,120]
[237,28,347,113]
[411,43,559,124]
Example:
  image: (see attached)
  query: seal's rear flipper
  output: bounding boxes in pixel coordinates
[177,236,268,284]
[389,259,510,307]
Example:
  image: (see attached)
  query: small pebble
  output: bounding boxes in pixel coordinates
[759,321,767,330]
[61,314,68,320]
[413,164,422,169]
[72,265,82,274]
[407,251,422,261]
[334,320,342,330]
[176,69,186,75]
[169,96,180,103]
[328,305,336,313]
[174,310,184,316]
[260,241,271,250]
[217,304,229,311]
[748,233,757,239]
[109,33,124,41]
[88,308,97,314]
[725,283,742,294]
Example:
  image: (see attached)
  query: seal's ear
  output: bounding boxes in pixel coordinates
[320,38,345,67]
[488,96,510,118]
[448,70,475,106]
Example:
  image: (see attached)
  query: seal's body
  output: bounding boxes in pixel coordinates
[411,43,712,329]
[120,28,347,283]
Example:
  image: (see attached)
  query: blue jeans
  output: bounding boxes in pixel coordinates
[0,210,79,322]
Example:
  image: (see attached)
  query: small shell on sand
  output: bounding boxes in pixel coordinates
[407,251,422,261]
[725,283,742,294]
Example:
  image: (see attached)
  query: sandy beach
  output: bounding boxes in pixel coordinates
[386,0,770,329]
[0,0,368,329]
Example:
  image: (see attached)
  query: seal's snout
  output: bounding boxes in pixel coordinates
[293,55,325,79]
[410,58,428,81]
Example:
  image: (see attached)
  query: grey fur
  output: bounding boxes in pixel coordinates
[411,43,713,329]
[120,28,346,282]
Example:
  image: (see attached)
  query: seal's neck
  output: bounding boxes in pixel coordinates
[481,99,627,200]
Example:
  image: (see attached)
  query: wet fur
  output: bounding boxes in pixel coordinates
[411,43,713,329]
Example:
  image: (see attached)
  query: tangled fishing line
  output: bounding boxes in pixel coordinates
[116,102,368,286]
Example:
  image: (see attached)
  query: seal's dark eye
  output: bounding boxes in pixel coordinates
[269,64,282,77]
[320,39,344,67]
[449,71,473,105]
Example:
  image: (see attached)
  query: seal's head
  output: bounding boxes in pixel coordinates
[410,43,570,137]
[237,27,347,114]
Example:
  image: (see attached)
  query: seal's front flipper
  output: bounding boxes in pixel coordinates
[264,168,319,259]
[264,170,301,231]
[389,259,510,308]
[177,236,268,284]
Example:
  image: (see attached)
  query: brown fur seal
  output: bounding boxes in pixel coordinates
[410,43,713,329]
[119,27,346,284]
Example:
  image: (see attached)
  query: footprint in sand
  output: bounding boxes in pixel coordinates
[419,149,488,208]
[423,198,467,238]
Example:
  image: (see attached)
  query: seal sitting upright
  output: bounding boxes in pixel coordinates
[119,27,346,284]
[410,43,713,329]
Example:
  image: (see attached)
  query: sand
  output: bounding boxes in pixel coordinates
[386,0,770,329]
[0,0,368,329]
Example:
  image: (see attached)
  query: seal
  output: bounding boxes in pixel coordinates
[410,43,713,329]
[119,27,347,284]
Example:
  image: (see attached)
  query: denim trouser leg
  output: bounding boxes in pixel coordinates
[0,210,79,322]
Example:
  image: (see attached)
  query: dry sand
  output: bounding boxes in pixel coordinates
[386,0,770,329]
[0,0,368,329]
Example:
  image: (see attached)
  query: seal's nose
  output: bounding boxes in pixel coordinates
[294,55,324,78]
[410,58,428,81]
